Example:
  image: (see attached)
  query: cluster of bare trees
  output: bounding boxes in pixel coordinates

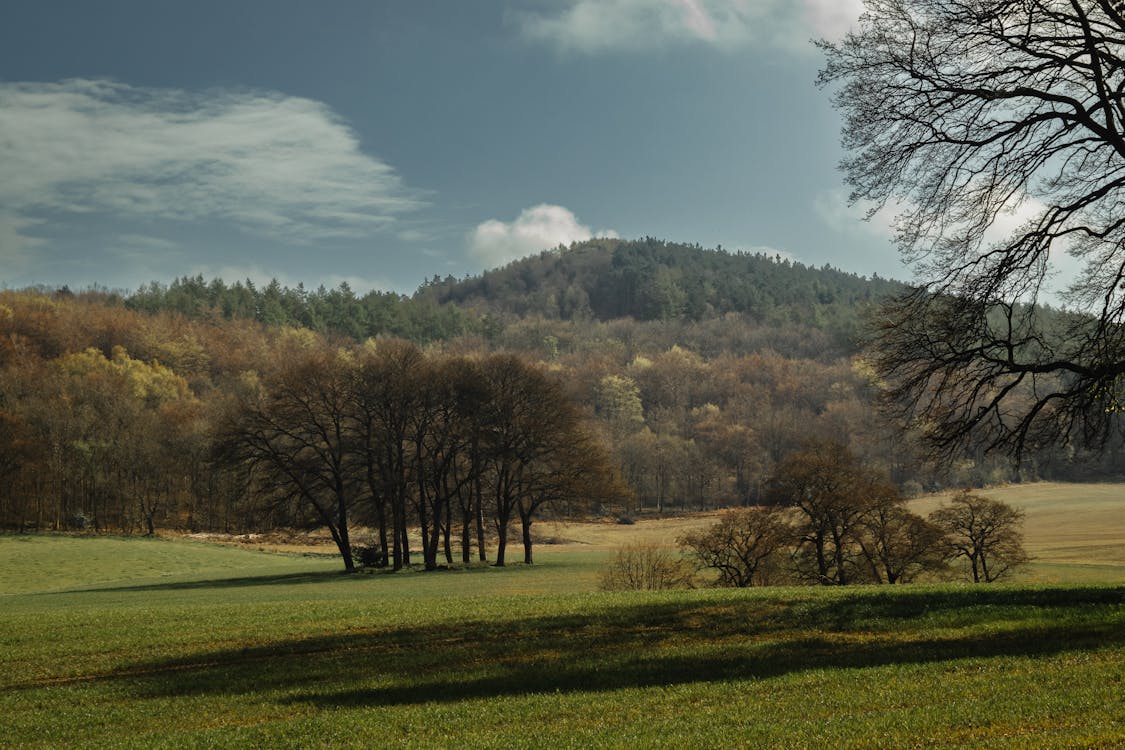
[218,338,624,571]
[677,443,1029,587]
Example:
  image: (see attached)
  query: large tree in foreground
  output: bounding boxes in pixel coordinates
[820,0,1125,460]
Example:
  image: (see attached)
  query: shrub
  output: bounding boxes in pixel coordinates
[599,541,693,591]
[353,545,388,569]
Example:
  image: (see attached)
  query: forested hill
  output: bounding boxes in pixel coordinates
[417,238,907,325]
[120,238,906,356]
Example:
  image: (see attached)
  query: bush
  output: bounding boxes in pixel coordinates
[599,541,693,591]
[353,545,388,568]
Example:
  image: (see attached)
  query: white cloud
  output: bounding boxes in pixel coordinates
[815,187,1051,249]
[982,196,1084,306]
[468,204,617,268]
[813,188,896,240]
[115,234,180,251]
[511,0,864,53]
[396,228,431,242]
[513,0,772,53]
[801,0,864,41]
[0,79,424,254]
[814,187,1083,301]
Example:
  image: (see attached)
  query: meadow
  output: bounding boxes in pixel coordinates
[0,483,1122,748]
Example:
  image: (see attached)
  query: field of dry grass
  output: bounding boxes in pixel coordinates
[908,482,1125,582]
[541,481,1125,583]
[173,481,1124,584]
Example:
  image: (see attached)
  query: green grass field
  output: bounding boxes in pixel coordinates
[1,483,1123,748]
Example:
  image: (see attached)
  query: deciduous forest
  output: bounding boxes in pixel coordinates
[3,240,1121,563]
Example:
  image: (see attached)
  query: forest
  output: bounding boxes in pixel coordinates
[2,240,1121,563]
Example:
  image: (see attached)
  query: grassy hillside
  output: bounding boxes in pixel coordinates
[2,490,1123,748]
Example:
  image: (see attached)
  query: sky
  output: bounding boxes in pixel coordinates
[0,0,894,295]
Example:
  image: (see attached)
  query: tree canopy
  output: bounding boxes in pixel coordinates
[820,0,1125,460]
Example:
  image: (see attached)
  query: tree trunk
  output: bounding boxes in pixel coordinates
[521,515,533,565]
[391,488,404,571]
[443,500,453,564]
[474,477,487,562]
[495,512,509,567]
[375,494,389,567]
[461,509,473,564]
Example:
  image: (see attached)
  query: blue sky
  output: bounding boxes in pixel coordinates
[0,0,895,294]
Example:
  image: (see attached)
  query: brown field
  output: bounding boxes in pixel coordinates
[541,481,1125,583]
[182,482,1124,583]
[907,481,1125,582]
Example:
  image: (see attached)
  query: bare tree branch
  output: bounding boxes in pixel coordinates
[821,0,1125,460]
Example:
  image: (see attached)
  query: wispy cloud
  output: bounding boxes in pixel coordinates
[0,79,425,255]
[510,0,863,54]
[468,204,617,268]
[813,188,896,240]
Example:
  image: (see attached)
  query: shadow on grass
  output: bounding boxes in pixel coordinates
[80,585,1124,706]
[59,569,353,594]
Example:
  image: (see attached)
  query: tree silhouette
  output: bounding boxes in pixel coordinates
[821,1,1125,460]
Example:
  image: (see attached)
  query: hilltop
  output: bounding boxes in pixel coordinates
[124,238,906,357]
[418,237,905,342]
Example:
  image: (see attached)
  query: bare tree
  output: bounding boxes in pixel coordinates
[765,441,885,585]
[219,343,359,570]
[349,340,424,571]
[820,1,1125,461]
[858,503,948,584]
[479,355,619,566]
[678,506,792,587]
[930,490,1031,582]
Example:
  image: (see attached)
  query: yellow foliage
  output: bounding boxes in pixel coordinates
[56,346,193,406]
[278,326,321,350]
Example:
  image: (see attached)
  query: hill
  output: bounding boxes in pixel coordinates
[419,237,906,341]
[121,239,908,356]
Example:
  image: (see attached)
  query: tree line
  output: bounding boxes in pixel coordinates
[605,443,1030,590]
[421,237,906,336]
[2,283,1117,547]
[121,240,908,353]
[0,290,622,569]
[127,276,475,343]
